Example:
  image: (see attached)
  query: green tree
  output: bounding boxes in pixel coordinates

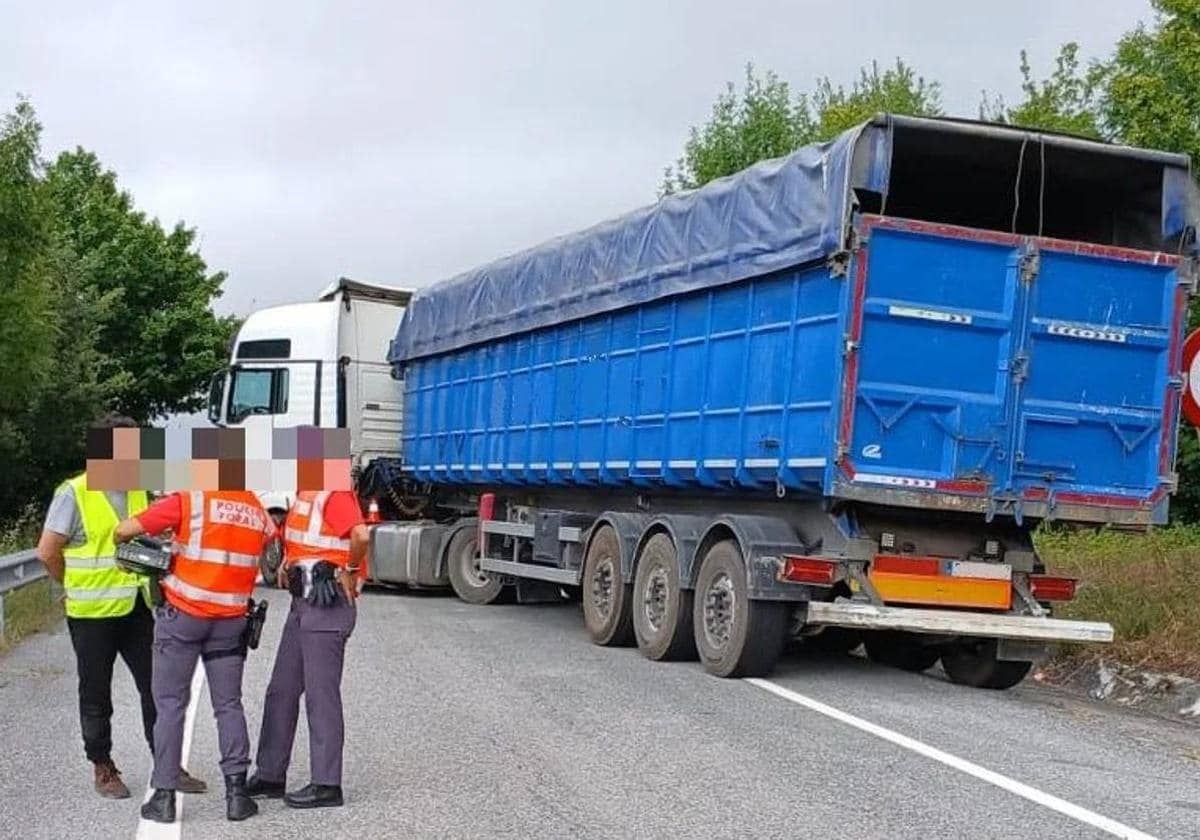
[0,100,113,518]
[981,43,1105,138]
[1100,1,1200,521]
[662,60,942,195]
[43,151,238,422]
[1105,0,1200,164]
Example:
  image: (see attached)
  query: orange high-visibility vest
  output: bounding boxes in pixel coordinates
[162,491,272,619]
[283,491,360,577]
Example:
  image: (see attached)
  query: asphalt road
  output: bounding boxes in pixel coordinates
[1,587,1197,840]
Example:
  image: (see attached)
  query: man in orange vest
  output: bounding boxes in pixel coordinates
[114,490,276,824]
[244,490,369,809]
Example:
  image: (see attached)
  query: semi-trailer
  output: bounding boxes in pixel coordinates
[210,114,1200,687]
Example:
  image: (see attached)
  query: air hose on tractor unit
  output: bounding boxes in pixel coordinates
[358,459,429,518]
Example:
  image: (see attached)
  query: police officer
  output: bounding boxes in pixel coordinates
[115,489,275,824]
[245,490,369,808]
[34,415,206,799]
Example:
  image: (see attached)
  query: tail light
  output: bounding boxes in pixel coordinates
[872,554,941,576]
[779,556,839,585]
[477,493,495,549]
[1029,575,1077,601]
[478,493,495,522]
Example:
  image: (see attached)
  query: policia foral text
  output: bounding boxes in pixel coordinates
[115,489,275,824]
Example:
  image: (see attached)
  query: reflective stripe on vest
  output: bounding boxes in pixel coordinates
[61,475,149,619]
[64,555,118,570]
[283,528,350,552]
[283,492,352,563]
[65,585,140,602]
[161,574,251,608]
[161,491,269,619]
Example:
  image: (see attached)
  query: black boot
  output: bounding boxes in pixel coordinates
[140,789,176,823]
[284,783,344,809]
[245,772,286,799]
[225,773,259,821]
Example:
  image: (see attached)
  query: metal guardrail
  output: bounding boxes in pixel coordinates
[0,549,44,596]
[0,549,47,639]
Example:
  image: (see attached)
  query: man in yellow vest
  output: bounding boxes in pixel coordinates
[34,415,206,800]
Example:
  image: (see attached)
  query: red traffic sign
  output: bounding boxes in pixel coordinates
[1182,329,1200,427]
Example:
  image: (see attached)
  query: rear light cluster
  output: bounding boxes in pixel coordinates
[1028,575,1077,602]
[871,554,941,576]
[779,556,839,584]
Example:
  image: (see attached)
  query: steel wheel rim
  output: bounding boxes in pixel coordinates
[464,542,489,587]
[642,565,669,633]
[590,558,615,619]
[703,572,736,651]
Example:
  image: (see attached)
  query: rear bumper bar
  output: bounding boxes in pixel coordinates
[805,601,1114,644]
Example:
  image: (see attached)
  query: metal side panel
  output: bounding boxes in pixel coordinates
[479,557,581,586]
[805,600,1113,644]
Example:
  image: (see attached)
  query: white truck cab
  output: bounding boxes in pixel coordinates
[207,277,412,515]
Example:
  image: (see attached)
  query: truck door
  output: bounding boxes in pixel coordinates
[1009,243,1183,509]
[838,215,1184,519]
[840,217,1019,492]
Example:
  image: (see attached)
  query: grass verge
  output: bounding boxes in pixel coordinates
[0,577,63,652]
[1036,525,1200,680]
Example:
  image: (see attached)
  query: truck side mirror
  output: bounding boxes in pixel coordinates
[207,371,226,425]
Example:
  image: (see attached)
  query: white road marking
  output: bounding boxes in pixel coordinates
[745,678,1158,840]
[135,663,206,840]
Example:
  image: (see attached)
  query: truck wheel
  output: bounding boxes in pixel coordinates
[582,525,634,646]
[447,527,506,605]
[941,640,1033,690]
[692,539,786,678]
[632,533,696,661]
[864,632,941,673]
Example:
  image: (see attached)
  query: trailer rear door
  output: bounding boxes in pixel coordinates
[836,215,1184,523]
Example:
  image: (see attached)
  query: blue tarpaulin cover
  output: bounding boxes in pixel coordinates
[390,116,1198,364]
[390,126,866,362]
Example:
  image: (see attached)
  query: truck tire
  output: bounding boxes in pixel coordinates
[864,632,941,673]
[941,639,1033,690]
[632,533,696,661]
[446,527,506,605]
[582,525,634,646]
[692,539,786,678]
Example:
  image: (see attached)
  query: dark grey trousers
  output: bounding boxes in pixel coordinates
[150,605,249,789]
[254,597,356,786]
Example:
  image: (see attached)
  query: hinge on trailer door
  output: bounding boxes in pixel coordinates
[1019,247,1040,284]
[1010,353,1029,384]
[829,250,851,279]
[1180,258,1200,297]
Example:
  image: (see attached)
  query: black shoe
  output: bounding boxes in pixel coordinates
[224,773,259,821]
[284,783,344,809]
[140,789,176,823]
[245,772,286,799]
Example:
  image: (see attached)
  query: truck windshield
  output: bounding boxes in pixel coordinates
[228,367,289,422]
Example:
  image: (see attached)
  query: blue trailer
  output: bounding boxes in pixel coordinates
[377,115,1199,684]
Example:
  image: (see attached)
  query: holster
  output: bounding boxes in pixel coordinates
[286,566,305,598]
[239,598,269,653]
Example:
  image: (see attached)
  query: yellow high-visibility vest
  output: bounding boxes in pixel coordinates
[60,474,149,619]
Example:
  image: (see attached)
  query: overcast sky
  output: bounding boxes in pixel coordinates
[3,0,1152,316]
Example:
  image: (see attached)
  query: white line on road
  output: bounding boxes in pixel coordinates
[135,663,206,840]
[745,678,1158,840]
